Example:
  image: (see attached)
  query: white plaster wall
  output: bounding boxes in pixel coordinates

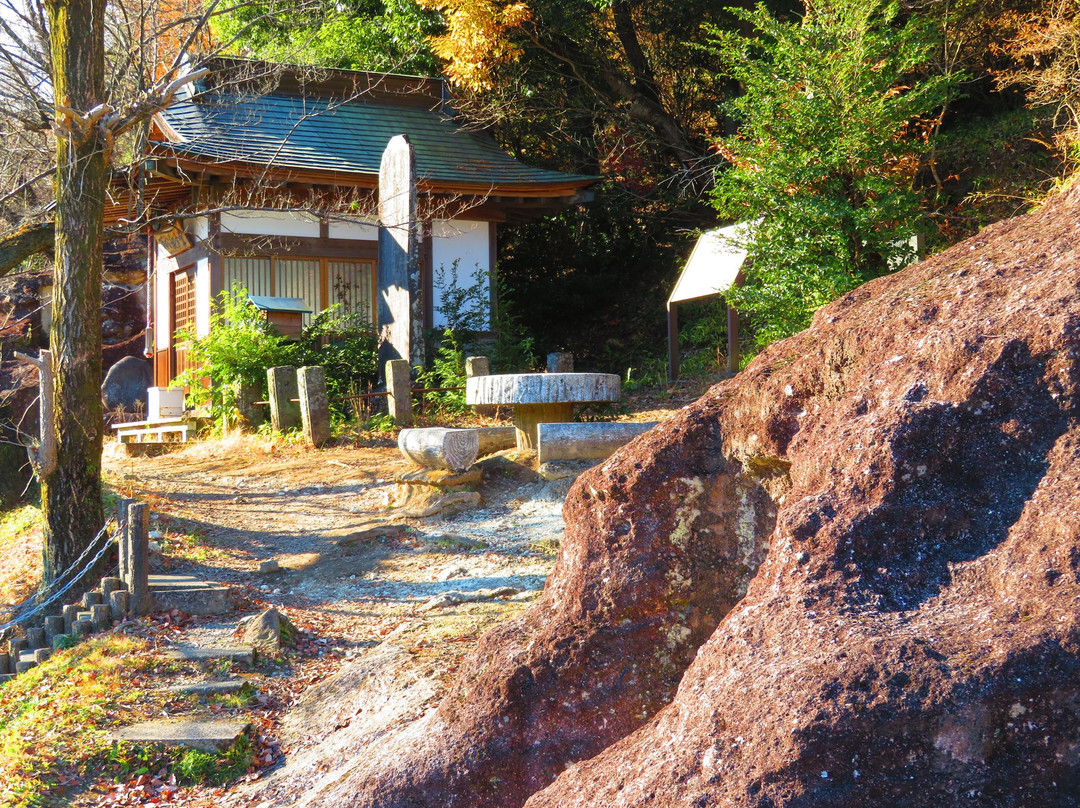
[221,210,320,237]
[191,216,209,240]
[195,257,211,337]
[155,246,178,350]
[328,218,378,240]
[431,220,490,329]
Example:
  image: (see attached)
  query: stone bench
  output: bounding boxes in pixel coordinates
[537,421,658,465]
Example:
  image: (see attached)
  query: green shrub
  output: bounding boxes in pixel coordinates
[708,0,953,346]
[173,284,295,427]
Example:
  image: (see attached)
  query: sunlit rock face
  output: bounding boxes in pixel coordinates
[258,186,1080,808]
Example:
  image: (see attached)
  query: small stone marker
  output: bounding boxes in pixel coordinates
[108,590,129,621]
[465,356,490,377]
[90,604,111,632]
[297,366,331,448]
[547,352,574,373]
[267,366,301,432]
[258,559,281,574]
[101,577,124,599]
[385,359,414,427]
[62,604,79,634]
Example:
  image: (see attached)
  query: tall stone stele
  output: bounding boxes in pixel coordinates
[377,134,422,376]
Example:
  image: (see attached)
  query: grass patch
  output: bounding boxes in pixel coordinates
[0,634,158,807]
[0,504,42,609]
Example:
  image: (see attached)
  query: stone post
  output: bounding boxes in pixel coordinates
[297,366,331,448]
[44,615,65,645]
[466,356,496,418]
[237,381,265,429]
[25,627,45,649]
[267,366,301,432]
[547,352,574,373]
[62,604,79,635]
[465,356,490,378]
[108,590,129,621]
[126,503,151,616]
[386,359,414,427]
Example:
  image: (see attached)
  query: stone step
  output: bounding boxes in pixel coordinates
[162,678,251,696]
[163,645,255,666]
[110,719,250,752]
[149,574,232,616]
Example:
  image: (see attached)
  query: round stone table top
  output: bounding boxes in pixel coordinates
[466,373,621,406]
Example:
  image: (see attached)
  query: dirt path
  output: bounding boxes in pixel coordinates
[102,433,569,729]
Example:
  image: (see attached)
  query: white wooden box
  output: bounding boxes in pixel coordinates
[148,387,184,420]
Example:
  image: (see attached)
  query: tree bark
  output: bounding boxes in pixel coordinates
[42,0,107,583]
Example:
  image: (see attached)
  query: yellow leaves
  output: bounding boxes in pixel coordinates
[417,0,532,90]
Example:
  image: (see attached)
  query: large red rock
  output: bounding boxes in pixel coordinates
[258,185,1080,807]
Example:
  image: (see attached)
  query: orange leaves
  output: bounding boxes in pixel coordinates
[416,0,532,90]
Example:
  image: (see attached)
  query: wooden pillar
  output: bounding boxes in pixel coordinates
[297,366,331,447]
[267,366,301,432]
[667,303,679,383]
[726,303,740,376]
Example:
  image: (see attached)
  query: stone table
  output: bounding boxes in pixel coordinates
[466,373,621,450]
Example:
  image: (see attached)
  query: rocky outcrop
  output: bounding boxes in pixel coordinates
[257,185,1080,807]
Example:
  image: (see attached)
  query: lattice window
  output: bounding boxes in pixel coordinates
[171,268,197,379]
[327,260,375,324]
[172,268,196,337]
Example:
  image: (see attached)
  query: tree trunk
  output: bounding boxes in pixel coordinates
[42,0,107,583]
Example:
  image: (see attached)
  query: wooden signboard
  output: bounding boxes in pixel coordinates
[155,223,193,257]
[377,134,420,373]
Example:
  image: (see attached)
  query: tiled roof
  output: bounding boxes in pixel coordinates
[154,82,596,191]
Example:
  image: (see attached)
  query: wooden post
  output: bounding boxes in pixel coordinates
[297,366,331,448]
[377,135,421,372]
[726,303,740,375]
[13,350,57,477]
[117,498,134,584]
[126,503,151,616]
[385,359,414,427]
[267,366,301,432]
[667,302,679,383]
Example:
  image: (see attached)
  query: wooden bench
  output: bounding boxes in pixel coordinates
[111,418,193,444]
